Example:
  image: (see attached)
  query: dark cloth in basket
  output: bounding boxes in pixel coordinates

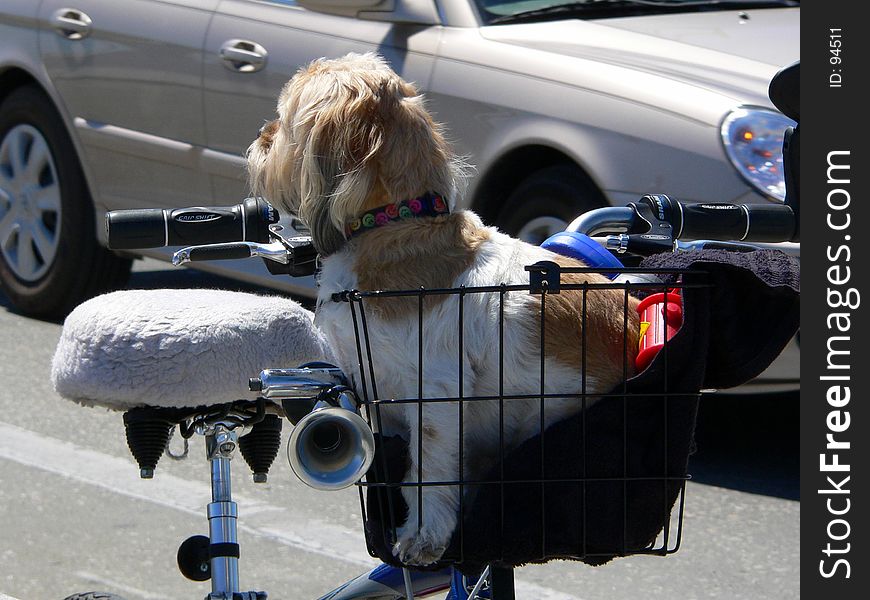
[361,249,800,572]
[639,248,800,390]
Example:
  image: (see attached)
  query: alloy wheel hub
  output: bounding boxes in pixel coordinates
[0,124,62,282]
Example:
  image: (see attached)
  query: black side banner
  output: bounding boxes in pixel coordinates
[802,2,869,597]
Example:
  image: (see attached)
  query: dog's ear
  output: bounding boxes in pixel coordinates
[377,83,455,205]
[298,87,384,235]
[300,74,454,221]
[287,58,463,256]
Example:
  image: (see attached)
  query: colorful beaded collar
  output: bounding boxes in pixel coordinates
[345,192,449,239]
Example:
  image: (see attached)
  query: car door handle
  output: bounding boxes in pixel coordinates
[219,40,268,73]
[50,8,92,40]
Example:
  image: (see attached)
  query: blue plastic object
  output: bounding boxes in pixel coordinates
[541,231,624,278]
[450,567,490,599]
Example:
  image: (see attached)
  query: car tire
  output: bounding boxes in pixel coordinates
[496,165,605,244]
[0,85,131,319]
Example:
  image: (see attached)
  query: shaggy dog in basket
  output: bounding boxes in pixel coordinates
[248,53,639,566]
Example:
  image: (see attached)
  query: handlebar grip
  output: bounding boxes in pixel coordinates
[106,197,278,250]
[186,243,253,262]
[743,203,797,242]
[675,202,795,243]
[104,208,168,249]
[674,203,747,241]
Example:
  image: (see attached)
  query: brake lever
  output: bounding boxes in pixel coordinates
[262,231,318,276]
[171,240,289,266]
[171,232,319,277]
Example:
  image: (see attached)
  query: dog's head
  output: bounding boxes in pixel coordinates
[248,53,466,256]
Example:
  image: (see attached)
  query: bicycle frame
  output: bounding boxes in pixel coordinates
[317,562,501,600]
[318,563,451,600]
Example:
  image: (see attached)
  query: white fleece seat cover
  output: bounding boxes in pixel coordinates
[51,289,334,411]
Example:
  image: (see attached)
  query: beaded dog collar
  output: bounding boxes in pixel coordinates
[345,192,449,239]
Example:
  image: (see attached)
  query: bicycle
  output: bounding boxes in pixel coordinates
[55,62,799,600]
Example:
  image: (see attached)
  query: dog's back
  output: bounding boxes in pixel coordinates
[316,210,639,455]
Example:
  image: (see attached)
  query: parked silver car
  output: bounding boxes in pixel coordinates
[1,0,799,319]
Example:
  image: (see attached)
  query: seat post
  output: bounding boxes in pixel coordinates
[206,425,241,597]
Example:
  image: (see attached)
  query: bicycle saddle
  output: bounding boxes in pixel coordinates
[52,289,334,411]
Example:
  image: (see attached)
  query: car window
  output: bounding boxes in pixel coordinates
[475,0,800,25]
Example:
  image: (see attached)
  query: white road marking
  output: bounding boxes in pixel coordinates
[515,581,584,600]
[0,422,582,600]
[74,571,166,600]
[0,421,373,567]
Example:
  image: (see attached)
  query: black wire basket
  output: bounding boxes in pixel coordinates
[335,261,708,572]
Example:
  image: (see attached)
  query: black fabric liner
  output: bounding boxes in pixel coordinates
[359,249,800,573]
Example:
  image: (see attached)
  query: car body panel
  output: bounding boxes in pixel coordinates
[37,0,218,210]
[202,0,442,203]
[427,27,751,207]
[600,7,800,66]
[11,1,799,239]
[0,3,54,111]
[478,10,798,109]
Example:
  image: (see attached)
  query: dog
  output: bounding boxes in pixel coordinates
[248,53,640,566]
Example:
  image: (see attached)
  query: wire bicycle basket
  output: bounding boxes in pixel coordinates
[335,262,709,572]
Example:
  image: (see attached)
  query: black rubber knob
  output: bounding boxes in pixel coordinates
[239,414,283,483]
[122,408,176,478]
[177,535,211,582]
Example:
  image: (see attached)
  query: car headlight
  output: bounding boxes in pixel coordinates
[720,107,796,202]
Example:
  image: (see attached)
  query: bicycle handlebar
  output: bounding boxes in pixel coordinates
[106,197,279,250]
[569,194,797,254]
[107,192,798,272]
[106,198,318,276]
[673,201,796,242]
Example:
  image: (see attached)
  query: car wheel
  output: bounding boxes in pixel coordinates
[496,165,605,244]
[0,85,131,319]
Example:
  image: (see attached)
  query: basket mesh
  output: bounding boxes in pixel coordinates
[336,262,704,570]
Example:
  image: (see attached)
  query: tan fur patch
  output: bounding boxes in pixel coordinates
[358,180,391,213]
[535,255,641,387]
[352,211,490,320]
[257,119,279,152]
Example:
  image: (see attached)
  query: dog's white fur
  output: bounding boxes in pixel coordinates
[248,53,638,565]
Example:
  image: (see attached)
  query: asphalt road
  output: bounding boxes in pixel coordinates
[0,258,799,600]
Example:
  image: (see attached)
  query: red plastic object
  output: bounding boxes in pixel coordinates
[635,290,683,372]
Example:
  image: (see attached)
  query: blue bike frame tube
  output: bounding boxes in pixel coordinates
[317,563,451,599]
[449,566,492,600]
